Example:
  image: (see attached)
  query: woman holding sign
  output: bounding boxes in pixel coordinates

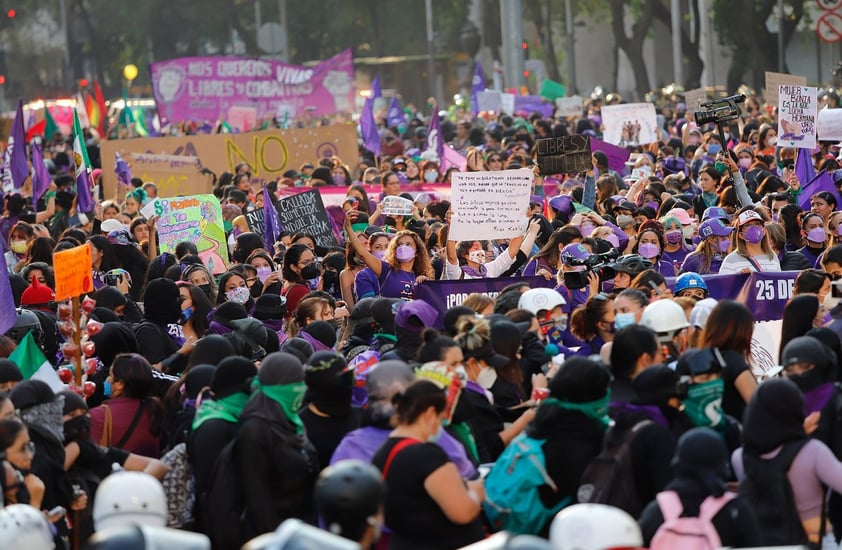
[343,211,432,300]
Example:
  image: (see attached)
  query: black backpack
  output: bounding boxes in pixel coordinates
[739,439,810,546]
[577,420,651,518]
[203,439,246,550]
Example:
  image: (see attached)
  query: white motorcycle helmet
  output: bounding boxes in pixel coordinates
[93,471,167,532]
[0,504,54,550]
[549,503,643,550]
[640,299,690,343]
[518,288,566,316]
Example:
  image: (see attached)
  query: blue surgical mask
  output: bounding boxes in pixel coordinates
[103,380,112,398]
[708,143,722,155]
[614,312,636,330]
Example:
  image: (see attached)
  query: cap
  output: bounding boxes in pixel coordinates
[665,208,693,225]
[107,230,133,246]
[689,298,718,328]
[394,300,438,332]
[736,209,763,227]
[560,243,590,266]
[698,218,734,239]
[701,206,729,222]
[676,348,724,376]
[100,219,124,234]
[613,200,638,213]
[782,336,831,370]
[253,294,287,321]
[463,339,510,369]
[228,189,247,203]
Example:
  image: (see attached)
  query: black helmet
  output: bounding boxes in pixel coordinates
[608,254,653,275]
[315,459,384,541]
[6,308,43,346]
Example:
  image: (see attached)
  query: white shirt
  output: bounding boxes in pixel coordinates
[444,250,516,280]
[719,251,781,274]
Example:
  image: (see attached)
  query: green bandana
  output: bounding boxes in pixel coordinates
[192,392,250,431]
[682,378,724,430]
[253,379,307,435]
[449,421,479,463]
[544,390,612,427]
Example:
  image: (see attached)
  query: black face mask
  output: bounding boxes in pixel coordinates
[788,368,826,393]
[198,283,213,299]
[322,271,339,294]
[63,415,91,442]
[301,264,321,280]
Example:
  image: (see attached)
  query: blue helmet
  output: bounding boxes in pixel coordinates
[674,272,708,297]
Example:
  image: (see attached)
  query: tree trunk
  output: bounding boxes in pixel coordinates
[652,0,704,89]
[74,0,106,87]
[609,0,655,98]
[542,0,561,82]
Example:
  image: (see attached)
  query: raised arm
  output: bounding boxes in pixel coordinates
[343,210,382,277]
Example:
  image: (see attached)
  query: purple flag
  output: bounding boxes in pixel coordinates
[386,96,406,129]
[426,112,444,164]
[0,265,16,334]
[798,170,842,211]
[9,99,28,189]
[360,98,381,155]
[114,153,133,187]
[30,144,51,205]
[262,183,282,252]
[795,148,815,189]
[371,74,382,100]
[471,61,486,117]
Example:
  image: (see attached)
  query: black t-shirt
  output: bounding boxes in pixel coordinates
[299,407,361,470]
[372,437,484,549]
[718,349,751,421]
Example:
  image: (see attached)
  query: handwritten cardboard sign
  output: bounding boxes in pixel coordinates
[152,195,229,274]
[54,244,93,302]
[778,85,817,149]
[275,189,338,249]
[535,135,591,175]
[818,108,842,141]
[100,125,358,198]
[684,88,707,121]
[765,71,807,105]
[449,169,532,241]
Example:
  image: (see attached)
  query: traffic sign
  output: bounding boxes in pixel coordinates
[818,11,842,44]
[818,0,842,11]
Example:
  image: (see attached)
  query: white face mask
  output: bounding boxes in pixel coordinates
[476,366,498,389]
[468,250,486,265]
[682,225,695,239]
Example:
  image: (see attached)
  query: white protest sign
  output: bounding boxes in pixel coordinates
[778,85,817,149]
[476,90,502,113]
[450,169,531,241]
[684,88,707,121]
[555,96,583,117]
[140,198,159,220]
[381,195,414,216]
[601,103,659,147]
[501,93,516,116]
[818,107,842,141]
[751,319,782,379]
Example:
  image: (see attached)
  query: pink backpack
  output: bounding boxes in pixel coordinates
[650,491,735,550]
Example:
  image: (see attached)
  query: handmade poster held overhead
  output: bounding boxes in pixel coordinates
[778,85,817,149]
[818,108,842,141]
[275,189,338,249]
[152,195,229,274]
[53,244,94,302]
[450,169,532,242]
[535,135,591,175]
[601,103,659,147]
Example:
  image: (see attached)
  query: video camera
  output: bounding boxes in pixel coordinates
[562,249,619,290]
[693,94,746,126]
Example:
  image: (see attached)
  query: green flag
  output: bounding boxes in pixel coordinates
[9,332,64,392]
[540,79,566,101]
[43,108,58,140]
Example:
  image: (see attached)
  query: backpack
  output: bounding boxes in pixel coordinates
[577,420,651,517]
[483,433,571,535]
[203,439,246,549]
[738,439,810,546]
[159,442,195,528]
[347,348,381,406]
[649,490,734,550]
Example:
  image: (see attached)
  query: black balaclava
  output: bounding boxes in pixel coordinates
[303,351,352,418]
[142,278,181,323]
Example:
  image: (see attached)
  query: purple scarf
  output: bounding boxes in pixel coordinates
[461,264,488,278]
[208,321,233,335]
[803,383,835,416]
[299,330,332,352]
[610,401,670,429]
[261,319,285,333]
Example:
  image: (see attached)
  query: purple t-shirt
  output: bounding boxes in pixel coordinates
[354,268,381,299]
[331,425,477,480]
[680,251,723,275]
[354,261,417,300]
[661,247,691,274]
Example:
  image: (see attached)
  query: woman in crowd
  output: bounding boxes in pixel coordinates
[720,210,781,274]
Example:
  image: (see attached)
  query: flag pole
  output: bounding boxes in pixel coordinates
[72,296,82,387]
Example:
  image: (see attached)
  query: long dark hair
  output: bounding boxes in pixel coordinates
[177,282,212,335]
[111,353,163,436]
[780,295,820,358]
[282,244,312,285]
[87,235,119,272]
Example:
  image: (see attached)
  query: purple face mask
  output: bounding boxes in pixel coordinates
[638,242,660,259]
[644,201,659,212]
[605,234,620,248]
[743,225,765,244]
[716,239,730,253]
[665,230,683,245]
[395,244,416,262]
[807,227,827,244]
